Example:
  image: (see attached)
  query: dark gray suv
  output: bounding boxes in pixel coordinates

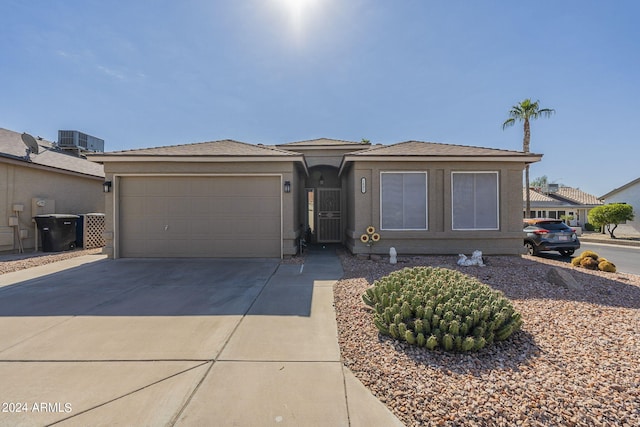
[523,218,580,256]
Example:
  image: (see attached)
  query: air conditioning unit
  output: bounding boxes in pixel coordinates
[58,130,104,153]
[546,183,559,193]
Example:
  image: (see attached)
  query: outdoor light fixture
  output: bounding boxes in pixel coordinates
[284,181,291,193]
[361,177,366,194]
[319,174,324,186]
[103,181,112,193]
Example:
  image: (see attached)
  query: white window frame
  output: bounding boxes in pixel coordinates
[451,171,499,231]
[380,171,428,231]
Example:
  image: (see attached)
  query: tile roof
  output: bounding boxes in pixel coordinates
[279,138,369,147]
[554,187,603,205]
[349,140,540,157]
[95,139,300,157]
[526,188,557,202]
[526,187,603,206]
[0,128,104,178]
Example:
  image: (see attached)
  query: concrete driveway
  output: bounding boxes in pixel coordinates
[0,253,403,426]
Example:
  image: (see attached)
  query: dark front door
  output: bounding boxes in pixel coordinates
[316,188,341,242]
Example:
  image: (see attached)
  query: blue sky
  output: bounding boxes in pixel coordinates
[2,0,638,196]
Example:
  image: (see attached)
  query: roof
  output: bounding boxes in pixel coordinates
[349,140,541,158]
[526,187,603,207]
[0,128,104,178]
[600,177,640,199]
[554,187,603,205]
[93,139,300,157]
[340,140,542,174]
[278,138,369,147]
[525,188,557,203]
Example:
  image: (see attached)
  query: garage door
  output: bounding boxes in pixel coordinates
[118,176,281,257]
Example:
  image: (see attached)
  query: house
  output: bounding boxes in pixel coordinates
[88,138,542,258]
[599,177,640,236]
[525,185,603,230]
[0,128,105,252]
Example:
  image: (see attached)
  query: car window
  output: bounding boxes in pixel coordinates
[536,222,572,231]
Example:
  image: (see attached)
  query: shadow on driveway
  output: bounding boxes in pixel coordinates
[0,258,316,317]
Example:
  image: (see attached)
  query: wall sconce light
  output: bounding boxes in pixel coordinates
[284,181,291,193]
[103,181,112,193]
[319,174,324,186]
[361,177,366,193]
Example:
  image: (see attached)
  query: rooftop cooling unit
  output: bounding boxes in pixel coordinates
[58,130,104,153]
[546,183,560,194]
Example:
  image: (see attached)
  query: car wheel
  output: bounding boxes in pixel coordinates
[559,250,574,257]
[524,242,537,256]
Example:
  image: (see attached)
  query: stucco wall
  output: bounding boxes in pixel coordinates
[344,161,526,255]
[602,183,640,236]
[0,162,104,251]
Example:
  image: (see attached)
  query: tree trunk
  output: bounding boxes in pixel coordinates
[523,119,531,153]
[523,118,531,218]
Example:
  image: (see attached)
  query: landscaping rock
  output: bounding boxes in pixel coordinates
[547,267,583,291]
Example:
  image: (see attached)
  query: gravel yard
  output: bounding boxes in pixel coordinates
[335,252,640,427]
[0,248,103,275]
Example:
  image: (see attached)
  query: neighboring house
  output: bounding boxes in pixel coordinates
[525,186,602,229]
[88,138,542,258]
[599,177,640,236]
[0,128,105,252]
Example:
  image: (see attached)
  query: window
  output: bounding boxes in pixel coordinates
[452,172,499,230]
[381,172,427,230]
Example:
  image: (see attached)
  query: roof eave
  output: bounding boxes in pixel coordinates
[0,155,104,179]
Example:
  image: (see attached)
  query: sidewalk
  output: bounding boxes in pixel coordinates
[578,231,640,247]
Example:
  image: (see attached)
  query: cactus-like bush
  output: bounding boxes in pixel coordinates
[598,260,616,273]
[580,250,599,260]
[362,267,522,352]
[572,251,618,273]
[580,257,599,270]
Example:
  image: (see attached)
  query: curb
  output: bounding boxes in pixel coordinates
[579,237,640,248]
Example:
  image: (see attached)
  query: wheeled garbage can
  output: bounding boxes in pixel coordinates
[33,214,79,252]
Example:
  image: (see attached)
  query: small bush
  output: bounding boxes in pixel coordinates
[598,260,617,273]
[580,251,599,260]
[580,257,599,270]
[572,250,617,273]
[362,267,522,352]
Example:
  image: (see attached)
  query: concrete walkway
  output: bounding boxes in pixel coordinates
[0,249,403,426]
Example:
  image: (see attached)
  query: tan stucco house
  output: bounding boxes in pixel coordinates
[1,128,105,252]
[88,138,542,258]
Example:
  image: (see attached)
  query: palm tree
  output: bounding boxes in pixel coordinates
[503,99,555,218]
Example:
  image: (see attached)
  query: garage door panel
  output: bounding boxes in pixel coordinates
[119,176,281,258]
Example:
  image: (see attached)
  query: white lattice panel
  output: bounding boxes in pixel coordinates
[83,213,105,249]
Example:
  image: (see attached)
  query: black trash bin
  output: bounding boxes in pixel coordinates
[33,214,79,252]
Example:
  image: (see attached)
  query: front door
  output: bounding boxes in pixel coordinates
[316,188,341,242]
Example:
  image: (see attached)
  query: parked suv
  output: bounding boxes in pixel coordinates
[523,218,580,256]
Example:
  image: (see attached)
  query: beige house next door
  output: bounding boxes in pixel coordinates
[118,176,281,258]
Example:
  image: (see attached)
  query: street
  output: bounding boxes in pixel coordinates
[537,242,640,275]
[578,242,640,275]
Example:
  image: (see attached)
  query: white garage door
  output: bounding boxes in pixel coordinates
[118,176,281,257]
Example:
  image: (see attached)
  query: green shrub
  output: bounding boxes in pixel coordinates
[362,267,522,352]
[584,223,596,232]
